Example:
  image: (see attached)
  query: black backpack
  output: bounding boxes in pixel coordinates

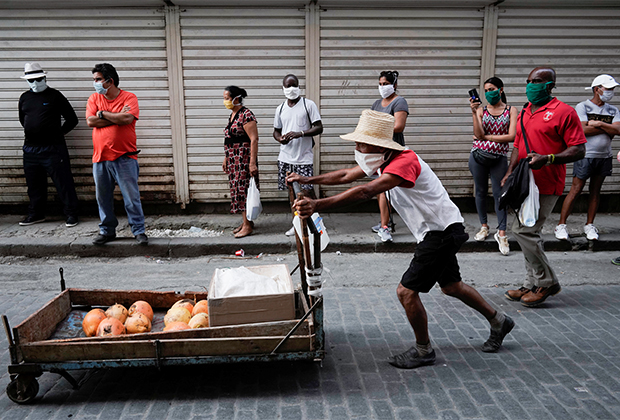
[498,108,531,211]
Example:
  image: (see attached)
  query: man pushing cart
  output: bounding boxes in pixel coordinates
[287,110,515,369]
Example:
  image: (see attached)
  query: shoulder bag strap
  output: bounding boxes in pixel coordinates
[519,108,531,154]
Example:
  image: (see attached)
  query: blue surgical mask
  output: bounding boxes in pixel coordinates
[94,81,109,95]
[28,79,48,93]
[599,89,614,103]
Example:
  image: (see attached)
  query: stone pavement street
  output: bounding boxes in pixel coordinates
[2,284,620,420]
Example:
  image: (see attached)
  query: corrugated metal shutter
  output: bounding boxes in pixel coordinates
[495,7,620,194]
[319,8,484,197]
[0,8,174,204]
[181,8,306,202]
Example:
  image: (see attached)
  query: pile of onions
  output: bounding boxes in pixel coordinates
[105,304,128,324]
[125,312,152,334]
[164,307,191,326]
[192,300,209,317]
[97,317,125,336]
[172,299,194,315]
[128,300,153,321]
[188,313,209,328]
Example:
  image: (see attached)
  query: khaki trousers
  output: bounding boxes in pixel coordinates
[511,194,559,289]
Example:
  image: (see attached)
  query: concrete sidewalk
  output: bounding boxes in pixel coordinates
[0,213,620,257]
[0,212,618,258]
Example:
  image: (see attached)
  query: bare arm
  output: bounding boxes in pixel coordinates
[287,165,366,187]
[589,120,620,138]
[528,144,586,170]
[293,173,403,218]
[86,106,134,127]
[244,120,259,177]
[393,111,407,133]
[470,100,485,140]
[281,120,324,143]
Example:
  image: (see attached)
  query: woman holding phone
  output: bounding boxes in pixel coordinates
[469,77,518,255]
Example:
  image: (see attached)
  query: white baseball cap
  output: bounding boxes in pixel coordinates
[20,63,47,80]
[586,74,619,90]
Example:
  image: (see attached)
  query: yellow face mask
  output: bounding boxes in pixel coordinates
[224,99,234,110]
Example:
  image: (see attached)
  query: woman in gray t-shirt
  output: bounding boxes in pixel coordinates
[369,70,409,242]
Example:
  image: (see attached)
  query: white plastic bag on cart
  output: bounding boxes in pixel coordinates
[292,213,330,261]
[518,168,539,227]
[245,177,262,221]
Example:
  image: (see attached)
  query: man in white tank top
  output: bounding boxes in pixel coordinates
[288,110,515,369]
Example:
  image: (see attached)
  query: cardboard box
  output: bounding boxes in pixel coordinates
[208,264,295,327]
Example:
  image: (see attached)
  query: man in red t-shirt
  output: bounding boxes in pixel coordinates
[86,63,147,245]
[502,67,586,307]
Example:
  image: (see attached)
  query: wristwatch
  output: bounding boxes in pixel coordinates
[97,110,104,119]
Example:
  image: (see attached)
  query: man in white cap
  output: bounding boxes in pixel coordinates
[288,109,514,369]
[554,74,620,242]
[18,62,79,227]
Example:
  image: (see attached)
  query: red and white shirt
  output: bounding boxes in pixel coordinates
[379,150,463,243]
[514,98,587,195]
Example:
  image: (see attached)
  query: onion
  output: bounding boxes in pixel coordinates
[128,300,154,321]
[105,303,128,324]
[172,299,194,315]
[188,313,210,329]
[125,313,152,334]
[82,308,107,337]
[163,321,190,332]
[97,317,125,336]
[191,300,209,317]
[164,307,191,326]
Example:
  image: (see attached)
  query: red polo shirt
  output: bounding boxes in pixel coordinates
[514,97,586,195]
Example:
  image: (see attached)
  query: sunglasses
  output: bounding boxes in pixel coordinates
[29,76,45,82]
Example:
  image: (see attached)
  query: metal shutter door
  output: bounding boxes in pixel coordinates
[319,8,484,197]
[181,8,306,202]
[495,7,620,194]
[0,8,174,204]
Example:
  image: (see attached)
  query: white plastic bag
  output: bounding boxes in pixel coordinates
[518,168,539,227]
[245,177,262,221]
[292,213,330,261]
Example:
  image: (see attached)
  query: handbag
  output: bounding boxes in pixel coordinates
[472,148,503,166]
[498,109,532,211]
[245,177,262,221]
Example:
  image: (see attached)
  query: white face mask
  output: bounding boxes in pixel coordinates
[283,86,300,100]
[599,88,614,102]
[378,84,395,99]
[28,79,48,93]
[355,149,389,176]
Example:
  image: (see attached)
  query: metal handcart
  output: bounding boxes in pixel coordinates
[3,182,325,404]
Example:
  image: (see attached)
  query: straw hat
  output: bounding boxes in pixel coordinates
[340,109,405,151]
[20,63,47,80]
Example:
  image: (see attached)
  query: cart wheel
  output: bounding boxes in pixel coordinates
[6,375,39,404]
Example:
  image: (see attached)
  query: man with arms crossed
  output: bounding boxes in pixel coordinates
[86,63,148,245]
[289,110,514,369]
[554,74,620,241]
[503,67,586,307]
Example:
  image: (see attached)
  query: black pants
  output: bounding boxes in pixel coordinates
[23,145,78,218]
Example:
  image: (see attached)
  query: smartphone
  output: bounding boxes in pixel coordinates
[468,88,481,103]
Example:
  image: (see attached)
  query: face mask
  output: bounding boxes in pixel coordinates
[599,89,614,102]
[485,89,501,105]
[355,149,389,176]
[283,86,300,100]
[526,81,553,105]
[28,79,47,93]
[224,95,241,110]
[94,81,108,95]
[378,84,395,99]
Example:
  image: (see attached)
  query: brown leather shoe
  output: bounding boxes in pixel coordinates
[521,284,562,307]
[504,287,531,301]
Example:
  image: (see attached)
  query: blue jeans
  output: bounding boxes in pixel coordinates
[93,157,145,236]
[468,152,508,231]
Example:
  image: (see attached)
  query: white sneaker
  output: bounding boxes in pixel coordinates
[474,226,489,242]
[377,226,393,242]
[285,226,296,236]
[371,223,382,233]
[494,232,510,256]
[554,224,569,240]
[584,224,599,241]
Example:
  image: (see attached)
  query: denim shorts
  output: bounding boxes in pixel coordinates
[400,223,469,293]
[573,157,613,180]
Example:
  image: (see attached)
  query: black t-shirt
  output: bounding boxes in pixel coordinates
[18,87,78,147]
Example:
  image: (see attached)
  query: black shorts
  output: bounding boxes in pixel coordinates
[400,223,469,293]
[573,157,613,179]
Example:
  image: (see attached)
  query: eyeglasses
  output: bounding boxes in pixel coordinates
[30,76,45,82]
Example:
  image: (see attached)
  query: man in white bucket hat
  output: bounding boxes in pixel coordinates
[18,62,79,227]
[288,109,514,369]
